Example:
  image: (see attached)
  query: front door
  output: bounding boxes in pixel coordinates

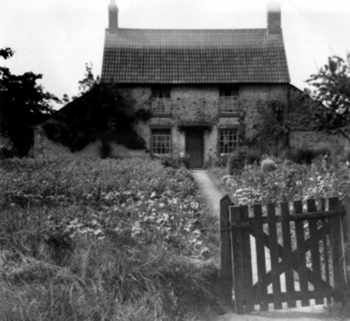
[186,128,204,168]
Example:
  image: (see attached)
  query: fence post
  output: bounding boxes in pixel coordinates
[341,196,350,288]
[219,194,233,304]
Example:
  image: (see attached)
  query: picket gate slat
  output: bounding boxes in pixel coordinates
[293,200,310,306]
[230,206,245,314]
[219,195,233,303]
[328,198,347,302]
[253,204,269,311]
[320,198,332,305]
[241,205,255,312]
[307,199,324,304]
[281,202,296,308]
[267,203,283,309]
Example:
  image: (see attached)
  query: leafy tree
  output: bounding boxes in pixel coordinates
[0,47,14,59]
[0,47,59,156]
[306,55,350,141]
[62,63,100,103]
[78,63,100,95]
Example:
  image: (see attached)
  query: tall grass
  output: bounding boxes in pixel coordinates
[0,158,221,320]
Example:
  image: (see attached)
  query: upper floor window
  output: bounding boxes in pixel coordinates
[151,87,171,115]
[219,87,238,114]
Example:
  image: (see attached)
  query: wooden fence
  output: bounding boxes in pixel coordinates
[220,195,350,314]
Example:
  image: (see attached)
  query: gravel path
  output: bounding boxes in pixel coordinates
[191,170,335,321]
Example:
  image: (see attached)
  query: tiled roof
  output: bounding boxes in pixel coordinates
[101,28,290,84]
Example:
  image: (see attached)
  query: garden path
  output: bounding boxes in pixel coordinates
[191,170,335,321]
[191,169,225,216]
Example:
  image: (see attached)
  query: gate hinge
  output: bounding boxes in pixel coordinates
[220,222,250,232]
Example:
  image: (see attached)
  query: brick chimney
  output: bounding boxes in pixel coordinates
[267,2,281,35]
[109,0,118,33]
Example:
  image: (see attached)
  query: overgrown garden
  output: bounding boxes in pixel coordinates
[0,158,220,321]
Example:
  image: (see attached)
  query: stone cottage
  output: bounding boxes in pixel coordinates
[101,1,293,167]
[37,2,336,164]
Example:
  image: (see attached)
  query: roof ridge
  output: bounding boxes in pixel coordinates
[112,28,267,32]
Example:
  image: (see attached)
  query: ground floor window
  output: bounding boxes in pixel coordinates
[219,128,238,154]
[151,128,171,155]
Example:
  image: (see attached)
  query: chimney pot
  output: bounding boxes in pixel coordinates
[267,2,281,35]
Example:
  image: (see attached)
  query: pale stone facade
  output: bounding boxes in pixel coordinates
[115,84,295,165]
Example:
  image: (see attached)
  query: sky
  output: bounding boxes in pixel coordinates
[1,0,350,108]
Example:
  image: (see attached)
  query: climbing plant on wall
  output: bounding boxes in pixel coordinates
[238,99,289,155]
[41,84,151,152]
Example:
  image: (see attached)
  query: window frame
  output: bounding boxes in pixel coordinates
[219,87,239,116]
[151,87,172,116]
[218,127,239,154]
[150,126,172,156]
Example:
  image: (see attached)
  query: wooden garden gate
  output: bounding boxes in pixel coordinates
[220,196,350,314]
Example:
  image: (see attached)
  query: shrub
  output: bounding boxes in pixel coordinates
[214,154,228,168]
[261,158,277,172]
[222,154,350,205]
[245,147,261,165]
[288,148,329,164]
[156,153,190,169]
[98,139,112,159]
[227,147,262,175]
[227,148,247,174]
[0,144,17,159]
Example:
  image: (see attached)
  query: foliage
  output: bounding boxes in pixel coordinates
[98,139,113,159]
[0,158,214,257]
[62,63,101,104]
[214,154,228,168]
[238,98,289,154]
[287,148,329,164]
[41,85,151,152]
[0,47,14,59]
[306,55,350,141]
[227,147,261,175]
[222,154,350,205]
[0,48,58,156]
[0,158,220,320]
[261,158,277,172]
[0,144,17,159]
[78,63,100,96]
[155,153,191,169]
[227,148,247,174]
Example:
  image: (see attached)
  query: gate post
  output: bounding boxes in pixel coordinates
[219,195,233,303]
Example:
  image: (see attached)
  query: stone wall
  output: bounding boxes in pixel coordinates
[289,131,350,156]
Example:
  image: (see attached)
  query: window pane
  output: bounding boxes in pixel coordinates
[151,129,171,155]
[219,128,238,154]
[219,87,238,113]
[152,98,171,114]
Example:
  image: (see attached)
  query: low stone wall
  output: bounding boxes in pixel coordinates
[34,129,148,160]
[289,130,350,156]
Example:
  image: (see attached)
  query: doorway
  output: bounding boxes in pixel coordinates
[185,128,204,168]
